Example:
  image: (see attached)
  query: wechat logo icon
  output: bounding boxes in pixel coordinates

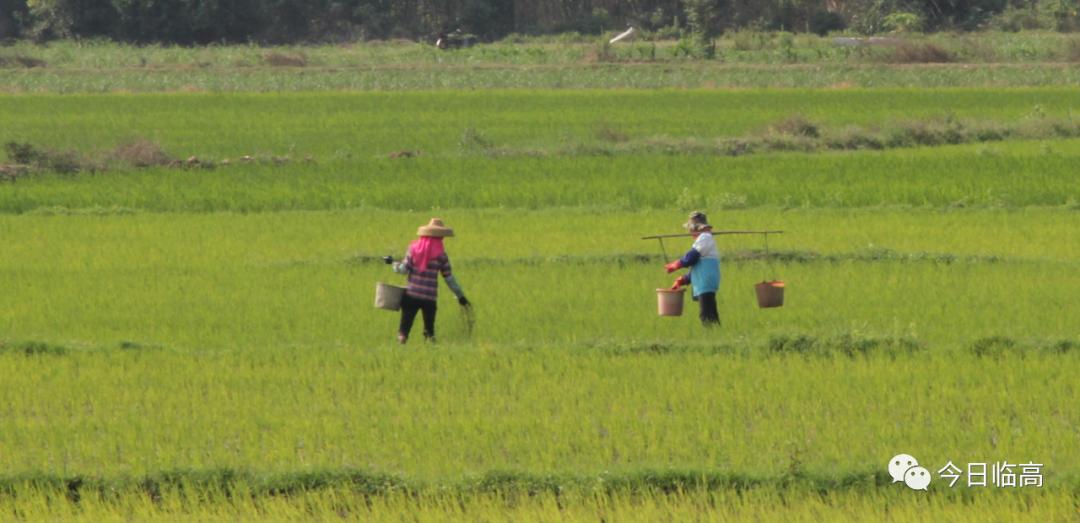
[889,453,931,491]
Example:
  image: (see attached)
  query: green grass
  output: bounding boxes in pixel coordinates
[3,33,1080,93]
[3,141,1079,212]
[2,91,1080,213]
[7,63,1080,92]
[1,483,1074,521]
[1,88,1078,519]
[1,208,1077,348]
[0,207,1077,504]
[2,33,1078,69]
[4,90,1080,154]
[1,341,1078,478]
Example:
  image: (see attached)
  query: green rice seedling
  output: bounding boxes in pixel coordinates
[1,86,1077,518]
[2,91,1079,212]
[0,348,1076,484]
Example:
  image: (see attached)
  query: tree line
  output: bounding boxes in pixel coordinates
[0,0,1077,45]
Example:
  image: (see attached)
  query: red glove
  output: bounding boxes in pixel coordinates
[664,260,683,273]
[671,275,689,289]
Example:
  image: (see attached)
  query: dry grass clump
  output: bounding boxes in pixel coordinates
[263,52,307,67]
[461,113,1080,160]
[1,138,232,177]
[886,42,954,63]
[1064,37,1080,63]
[769,115,820,138]
[594,121,629,143]
[109,138,174,167]
[0,55,46,68]
[0,163,29,181]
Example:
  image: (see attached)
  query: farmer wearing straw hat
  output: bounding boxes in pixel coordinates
[664,211,721,326]
[387,218,470,344]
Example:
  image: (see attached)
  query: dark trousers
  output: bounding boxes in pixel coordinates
[399,294,438,339]
[697,292,720,326]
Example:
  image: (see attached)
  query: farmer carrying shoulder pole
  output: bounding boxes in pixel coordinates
[665,211,721,326]
[385,218,470,344]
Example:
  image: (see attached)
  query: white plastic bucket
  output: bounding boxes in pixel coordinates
[375,282,406,311]
[656,288,686,316]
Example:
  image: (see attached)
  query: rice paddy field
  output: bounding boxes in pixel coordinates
[1,79,1079,518]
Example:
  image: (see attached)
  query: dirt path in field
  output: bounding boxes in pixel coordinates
[5,61,1080,74]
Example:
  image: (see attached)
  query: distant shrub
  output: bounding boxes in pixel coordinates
[809,11,846,36]
[990,7,1053,32]
[672,34,716,59]
[1055,5,1080,31]
[4,141,83,174]
[882,12,924,33]
[4,141,41,164]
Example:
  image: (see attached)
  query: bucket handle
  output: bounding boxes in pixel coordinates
[762,231,778,282]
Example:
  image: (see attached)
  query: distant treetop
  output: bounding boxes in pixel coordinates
[1,0,1078,44]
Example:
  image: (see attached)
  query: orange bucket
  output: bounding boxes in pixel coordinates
[755,280,784,308]
[656,288,686,316]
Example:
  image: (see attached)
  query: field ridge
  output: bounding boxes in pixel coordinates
[2,467,1077,502]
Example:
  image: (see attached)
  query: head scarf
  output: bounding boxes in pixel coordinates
[409,236,445,272]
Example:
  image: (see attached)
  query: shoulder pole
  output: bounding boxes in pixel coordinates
[642,230,784,240]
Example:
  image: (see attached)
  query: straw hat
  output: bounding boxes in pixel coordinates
[682,211,712,231]
[417,218,454,237]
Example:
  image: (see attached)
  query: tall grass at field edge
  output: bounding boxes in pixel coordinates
[4,467,1072,502]
[4,334,1078,359]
